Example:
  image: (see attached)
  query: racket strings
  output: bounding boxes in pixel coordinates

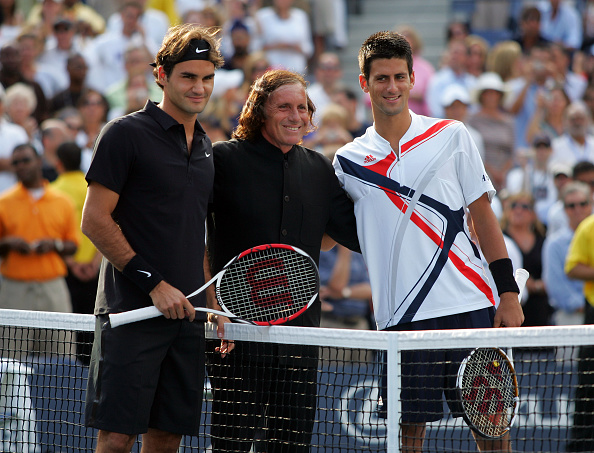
[218,248,318,323]
[460,348,517,438]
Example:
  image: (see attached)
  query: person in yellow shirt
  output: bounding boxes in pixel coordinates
[52,141,101,364]
[565,212,594,452]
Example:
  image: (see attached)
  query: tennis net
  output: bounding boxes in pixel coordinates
[1,308,593,452]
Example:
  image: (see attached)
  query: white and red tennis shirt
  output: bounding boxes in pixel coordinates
[333,111,496,330]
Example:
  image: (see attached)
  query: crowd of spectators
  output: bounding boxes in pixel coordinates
[2,0,594,339]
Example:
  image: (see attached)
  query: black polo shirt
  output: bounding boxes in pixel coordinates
[87,101,214,318]
[208,135,359,329]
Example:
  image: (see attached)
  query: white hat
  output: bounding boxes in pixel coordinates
[472,72,507,104]
[441,84,471,107]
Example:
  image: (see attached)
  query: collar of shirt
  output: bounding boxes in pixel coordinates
[143,100,207,137]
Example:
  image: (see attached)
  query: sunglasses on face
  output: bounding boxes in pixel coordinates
[11,157,33,166]
[511,202,533,211]
[565,201,590,209]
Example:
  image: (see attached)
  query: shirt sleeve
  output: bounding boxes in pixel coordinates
[454,123,496,206]
[85,120,135,195]
[325,159,360,253]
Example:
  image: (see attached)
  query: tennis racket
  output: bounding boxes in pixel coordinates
[456,268,528,439]
[108,244,319,328]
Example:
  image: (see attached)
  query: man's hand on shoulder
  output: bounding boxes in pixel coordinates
[149,281,196,322]
[493,292,525,328]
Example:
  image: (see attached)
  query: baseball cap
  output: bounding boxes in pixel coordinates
[440,84,471,108]
[550,162,572,178]
[53,17,73,29]
[532,133,551,147]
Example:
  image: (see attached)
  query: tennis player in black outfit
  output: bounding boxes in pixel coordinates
[82,25,223,453]
[206,69,360,452]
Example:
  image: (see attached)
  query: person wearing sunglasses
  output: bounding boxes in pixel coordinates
[543,181,592,329]
[0,142,78,357]
[502,192,552,327]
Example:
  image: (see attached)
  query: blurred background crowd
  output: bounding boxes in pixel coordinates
[2,0,594,341]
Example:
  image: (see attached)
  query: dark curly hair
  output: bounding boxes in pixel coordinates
[233,69,316,142]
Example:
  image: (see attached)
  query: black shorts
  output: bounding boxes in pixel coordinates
[85,315,206,435]
[380,306,495,423]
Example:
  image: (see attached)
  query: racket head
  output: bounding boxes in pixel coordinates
[214,244,319,325]
[456,347,519,439]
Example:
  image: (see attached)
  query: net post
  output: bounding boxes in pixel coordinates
[387,332,400,453]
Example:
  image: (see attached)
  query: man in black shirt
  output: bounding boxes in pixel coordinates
[207,69,359,452]
[81,24,223,453]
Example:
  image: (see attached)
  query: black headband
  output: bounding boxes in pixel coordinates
[150,39,211,67]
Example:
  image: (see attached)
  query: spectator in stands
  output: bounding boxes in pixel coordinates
[307,52,343,124]
[84,1,159,94]
[550,101,594,167]
[507,133,558,225]
[26,0,63,41]
[304,102,352,157]
[28,0,105,38]
[0,0,23,48]
[4,82,39,144]
[537,0,582,51]
[468,72,515,191]
[48,52,88,115]
[319,244,372,330]
[502,192,552,327]
[548,161,594,235]
[104,44,161,120]
[75,89,108,166]
[0,143,78,357]
[514,5,551,54]
[220,20,251,71]
[441,84,485,159]
[507,43,555,149]
[216,51,270,135]
[487,40,523,84]
[525,82,570,144]
[331,84,371,139]
[565,209,594,452]
[396,24,435,117]
[445,19,470,43]
[0,83,28,194]
[17,30,67,99]
[39,118,69,182]
[549,42,588,102]
[255,0,313,74]
[51,141,100,364]
[465,34,489,78]
[106,0,169,47]
[219,0,260,61]
[0,41,48,124]
[543,181,592,326]
[37,16,83,87]
[426,38,476,118]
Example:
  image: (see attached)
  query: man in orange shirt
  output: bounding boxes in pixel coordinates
[0,143,78,359]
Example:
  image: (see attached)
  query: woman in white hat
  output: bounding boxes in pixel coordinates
[468,71,516,191]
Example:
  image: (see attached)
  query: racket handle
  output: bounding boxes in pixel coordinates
[514,268,529,301]
[109,306,161,328]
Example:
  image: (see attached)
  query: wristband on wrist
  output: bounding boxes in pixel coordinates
[122,254,164,295]
[489,258,520,296]
[341,287,352,299]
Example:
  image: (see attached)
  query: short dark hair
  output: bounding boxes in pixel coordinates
[153,24,224,88]
[56,141,82,172]
[12,142,38,157]
[521,5,541,22]
[573,160,594,179]
[358,31,413,81]
[233,69,316,142]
